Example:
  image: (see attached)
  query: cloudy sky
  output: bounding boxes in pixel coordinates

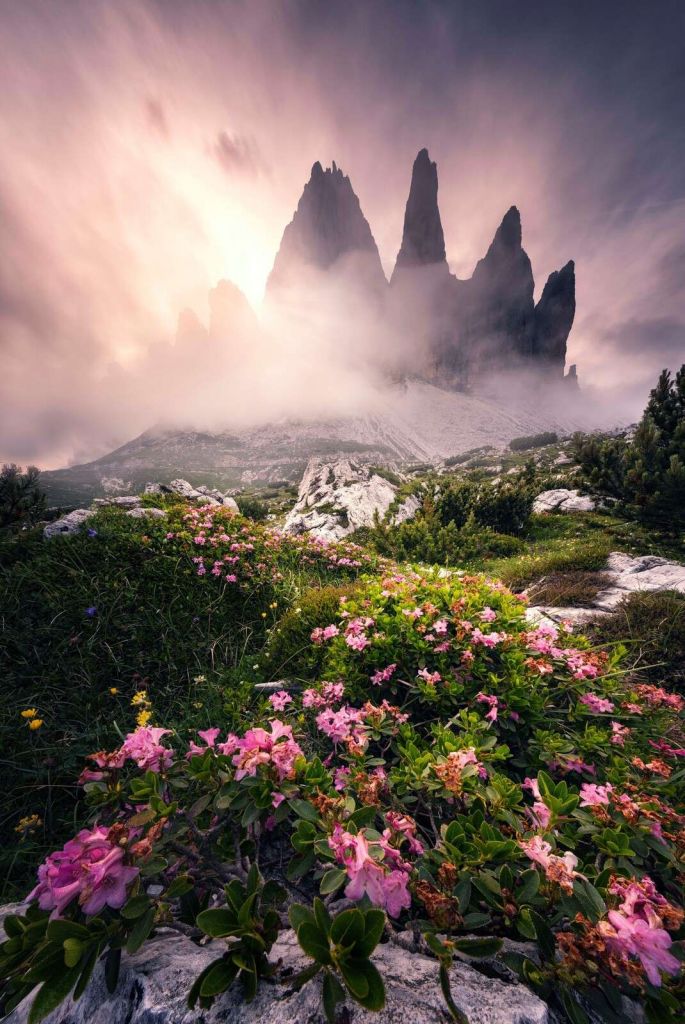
[1,0,684,467]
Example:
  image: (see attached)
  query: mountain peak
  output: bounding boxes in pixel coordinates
[267,160,385,291]
[393,148,446,273]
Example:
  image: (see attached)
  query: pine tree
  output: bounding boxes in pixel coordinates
[0,464,47,530]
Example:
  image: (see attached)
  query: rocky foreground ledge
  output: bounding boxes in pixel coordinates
[1,919,551,1024]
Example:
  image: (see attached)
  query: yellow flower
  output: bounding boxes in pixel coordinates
[261,612,267,618]
[136,709,152,727]
[21,708,37,719]
[15,814,42,834]
[193,675,206,684]
[109,687,119,695]
[131,690,149,707]
[28,718,44,731]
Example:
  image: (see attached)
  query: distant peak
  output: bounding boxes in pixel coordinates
[495,206,522,248]
[310,160,324,178]
[393,148,446,271]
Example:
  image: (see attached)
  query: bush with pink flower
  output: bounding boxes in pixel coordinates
[2,563,683,1024]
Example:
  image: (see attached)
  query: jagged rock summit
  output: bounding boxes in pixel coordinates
[267,160,387,293]
[268,148,578,386]
[393,148,447,271]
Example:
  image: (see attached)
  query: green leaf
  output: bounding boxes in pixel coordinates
[350,959,386,1011]
[104,947,121,994]
[313,898,332,937]
[288,798,320,822]
[353,909,385,958]
[515,869,540,905]
[453,937,503,959]
[559,988,591,1024]
[2,915,24,938]
[288,903,315,933]
[286,849,315,880]
[199,958,239,998]
[261,880,287,908]
[187,961,219,1008]
[120,894,151,921]
[322,970,345,1024]
[28,968,80,1024]
[530,912,556,963]
[62,938,83,968]
[73,944,99,1002]
[516,908,537,940]
[165,874,194,899]
[297,922,331,964]
[572,878,606,923]
[319,868,348,896]
[45,920,91,943]
[330,908,364,949]
[125,907,155,955]
[340,959,370,1000]
[196,908,238,938]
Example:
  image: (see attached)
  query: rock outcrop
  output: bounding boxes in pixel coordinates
[3,926,551,1024]
[267,161,387,295]
[533,488,596,514]
[527,551,685,625]
[533,261,576,368]
[283,458,402,540]
[43,508,95,539]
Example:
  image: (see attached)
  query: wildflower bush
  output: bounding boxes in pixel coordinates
[0,502,381,893]
[3,564,683,1023]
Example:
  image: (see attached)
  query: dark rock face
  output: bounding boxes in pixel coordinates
[533,261,576,370]
[393,148,447,272]
[267,161,387,294]
[266,150,577,384]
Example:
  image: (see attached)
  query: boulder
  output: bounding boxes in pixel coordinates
[284,459,399,541]
[149,480,239,510]
[527,550,685,624]
[93,496,142,509]
[126,507,167,519]
[4,927,550,1024]
[43,508,95,540]
[533,489,596,514]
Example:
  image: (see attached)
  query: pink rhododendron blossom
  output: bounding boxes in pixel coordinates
[611,721,631,746]
[29,826,139,919]
[268,690,293,711]
[480,607,497,622]
[579,782,613,807]
[433,618,449,634]
[232,720,303,782]
[371,663,397,685]
[523,777,541,799]
[519,837,580,892]
[471,628,507,647]
[187,727,221,759]
[417,667,441,686]
[649,738,685,757]
[579,693,615,714]
[476,692,499,722]
[601,912,680,987]
[316,706,366,747]
[328,827,411,918]
[119,727,174,773]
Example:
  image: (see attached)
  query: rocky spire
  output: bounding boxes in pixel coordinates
[267,161,386,292]
[465,206,536,362]
[533,260,576,372]
[392,148,446,274]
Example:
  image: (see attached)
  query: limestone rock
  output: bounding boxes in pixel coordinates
[43,508,95,539]
[165,480,238,510]
[393,148,447,271]
[4,927,550,1024]
[533,489,596,514]
[533,261,576,372]
[93,496,142,509]
[126,507,167,519]
[284,458,399,540]
[267,161,386,294]
[593,552,685,610]
[392,493,422,524]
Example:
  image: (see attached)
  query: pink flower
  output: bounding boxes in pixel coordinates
[523,777,541,799]
[328,828,411,918]
[602,912,680,986]
[29,826,139,919]
[271,792,286,808]
[471,628,507,647]
[371,663,397,685]
[232,720,303,782]
[476,692,499,722]
[611,721,631,746]
[345,633,371,651]
[187,727,221,759]
[417,667,441,686]
[119,727,174,773]
[579,693,615,714]
[579,782,613,807]
[531,802,551,829]
[519,837,580,892]
[268,690,293,711]
[433,618,449,635]
[480,606,497,622]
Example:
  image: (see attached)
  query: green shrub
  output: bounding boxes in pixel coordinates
[263,584,357,681]
[509,431,558,451]
[591,590,685,693]
[235,495,268,521]
[573,365,685,531]
[0,464,46,531]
